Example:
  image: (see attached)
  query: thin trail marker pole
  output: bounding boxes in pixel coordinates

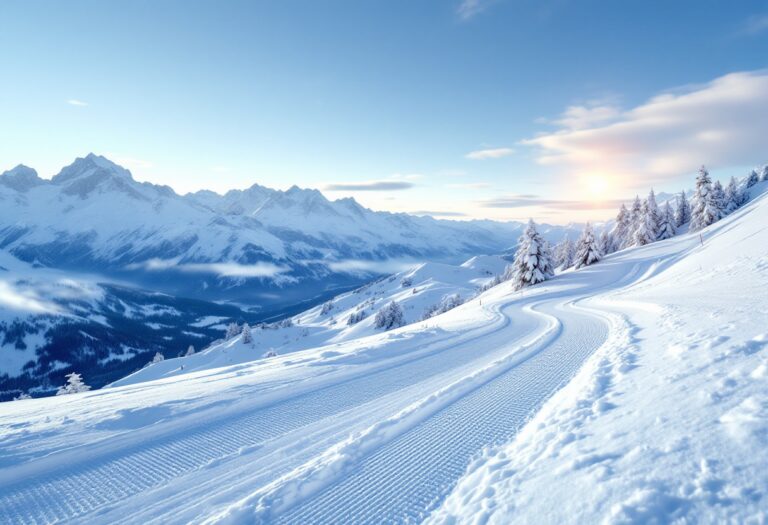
[699,233,704,246]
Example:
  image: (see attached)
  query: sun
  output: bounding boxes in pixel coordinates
[584,174,610,200]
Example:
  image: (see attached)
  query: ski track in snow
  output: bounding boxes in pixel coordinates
[0,290,534,524]
[0,257,636,525]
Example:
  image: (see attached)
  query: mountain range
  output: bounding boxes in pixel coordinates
[0,154,580,310]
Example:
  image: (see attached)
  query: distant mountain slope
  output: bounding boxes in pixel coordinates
[0,250,260,401]
[0,154,576,309]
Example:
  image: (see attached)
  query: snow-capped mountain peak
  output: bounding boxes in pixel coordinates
[0,164,43,192]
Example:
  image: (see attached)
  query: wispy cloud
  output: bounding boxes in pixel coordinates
[457,0,493,20]
[743,14,768,35]
[182,262,288,278]
[67,99,88,107]
[324,180,415,191]
[465,147,514,160]
[479,194,625,210]
[549,103,621,130]
[325,258,419,275]
[127,259,289,278]
[0,280,62,314]
[411,210,467,217]
[523,70,768,186]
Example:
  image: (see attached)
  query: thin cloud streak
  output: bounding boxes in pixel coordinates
[324,181,415,191]
[465,147,514,160]
[456,0,493,20]
[480,195,625,210]
[67,99,88,106]
[743,14,768,35]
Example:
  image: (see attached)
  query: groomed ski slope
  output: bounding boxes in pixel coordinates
[0,184,766,524]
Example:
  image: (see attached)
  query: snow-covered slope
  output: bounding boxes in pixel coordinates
[0,154,572,307]
[429,182,768,524]
[0,183,765,524]
[112,254,509,387]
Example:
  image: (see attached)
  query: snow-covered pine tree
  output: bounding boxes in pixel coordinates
[374,301,405,330]
[510,219,554,289]
[712,180,726,220]
[56,372,91,395]
[690,165,719,232]
[574,223,602,269]
[723,176,741,215]
[746,168,759,188]
[674,191,691,227]
[633,198,657,246]
[555,237,575,270]
[628,195,643,246]
[225,322,240,339]
[611,203,631,250]
[241,323,253,344]
[760,165,768,182]
[656,201,677,240]
[599,230,613,256]
[151,352,164,364]
[185,345,195,357]
[14,392,32,401]
[647,189,661,232]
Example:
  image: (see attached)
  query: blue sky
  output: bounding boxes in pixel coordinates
[1,0,767,223]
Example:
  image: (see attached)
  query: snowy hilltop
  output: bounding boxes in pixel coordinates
[0,172,765,523]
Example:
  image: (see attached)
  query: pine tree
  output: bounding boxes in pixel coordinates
[656,201,677,240]
[647,189,661,232]
[556,237,575,270]
[56,372,91,395]
[598,230,613,255]
[627,196,643,248]
[760,165,768,182]
[574,223,602,269]
[185,345,195,357]
[374,301,405,330]
[510,219,554,290]
[633,198,657,246]
[151,352,164,364]
[241,323,253,344]
[225,322,240,339]
[674,191,691,227]
[690,165,718,231]
[712,180,726,220]
[723,176,741,215]
[611,204,631,250]
[746,169,759,188]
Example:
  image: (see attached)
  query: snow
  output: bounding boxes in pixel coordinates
[0,154,567,299]
[428,181,768,525]
[112,255,508,387]
[0,182,765,523]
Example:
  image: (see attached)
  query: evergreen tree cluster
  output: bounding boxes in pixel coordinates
[374,301,405,330]
[595,164,760,255]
